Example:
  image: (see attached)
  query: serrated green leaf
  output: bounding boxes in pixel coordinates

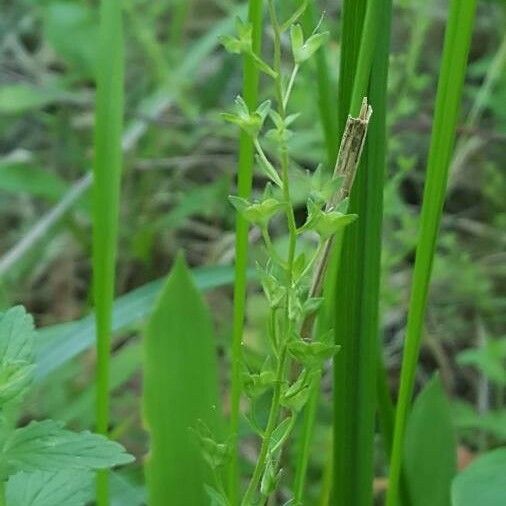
[6,470,93,506]
[0,306,34,364]
[404,376,456,506]
[0,307,35,407]
[1,420,134,474]
[451,448,506,506]
[143,254,222,505]
[0,362,35,405]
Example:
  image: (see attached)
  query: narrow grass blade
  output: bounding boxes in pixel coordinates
[403,376,456,506]
[386,1,478,504]
[143,255,222,505]
[228,0,264,501]
[336,0,367,132]
[302,3,339,165]
[92,0,124,503]
[332,0,392,504]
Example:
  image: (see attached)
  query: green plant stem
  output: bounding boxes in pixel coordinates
[293,370,320,502]
[229,1,263,502]
[386,1,477,504]
[241,346,289,505]
[241,4,298,502]
[0,481,5,506]
[283,64,300,110]
[93,0,124,504]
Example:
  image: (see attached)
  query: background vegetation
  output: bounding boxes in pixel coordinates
[0,0,504,504]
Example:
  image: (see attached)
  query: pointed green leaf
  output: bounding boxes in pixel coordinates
[268,416,295,455]
[143,254,222,505]
[404,376,456,506]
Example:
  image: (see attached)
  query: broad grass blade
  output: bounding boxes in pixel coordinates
[143,255,222,506]
[404,376,456,506]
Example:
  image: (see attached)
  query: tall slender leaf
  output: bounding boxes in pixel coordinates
[143,255,222,506]
[229,0,264,501]
[332,0,392,504]
[386,1,478,504]
[92,0,124,503]
[302,3,339,165]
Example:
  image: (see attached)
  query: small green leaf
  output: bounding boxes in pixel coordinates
[255,153,283,188]
[290,25,304,63]
[219,35,244,54]
[228,195,284,227]
[222,96,271,138]
[6,470,93,506]
[243,370,277,399]
[259,271,285,310]
[290,25,329,64]
[219,17,252,55]
[281,370,312,412]
[299,200,357,238]
[260,454,282,496]
[288,340,340,368]
[451,448,506,506]
[193,422,230,470]
[309,165,343,205]
[1,420,134,474]
[268,416,295,455]
[205,485,230,506]
[250,52,278,78]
